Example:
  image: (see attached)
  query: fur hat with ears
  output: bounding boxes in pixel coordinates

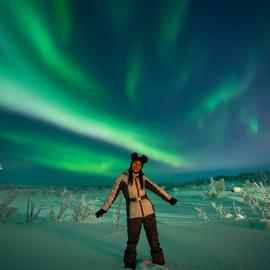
[129,153,148,187]
[130,152,148,165]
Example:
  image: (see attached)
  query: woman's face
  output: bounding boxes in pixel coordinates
[131,160,142,173]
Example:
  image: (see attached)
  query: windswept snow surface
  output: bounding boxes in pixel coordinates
[0,184,270,270]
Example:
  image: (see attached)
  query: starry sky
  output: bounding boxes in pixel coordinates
[0,0,270,186]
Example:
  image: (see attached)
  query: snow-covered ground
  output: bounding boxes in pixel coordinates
[0,182,270,270]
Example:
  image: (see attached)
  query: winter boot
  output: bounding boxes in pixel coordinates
[124,261,136,269]
[124,249,137,269]
[151,248,165,265]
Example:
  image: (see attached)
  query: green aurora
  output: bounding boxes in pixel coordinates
[0,0,269,185]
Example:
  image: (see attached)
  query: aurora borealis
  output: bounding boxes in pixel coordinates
[0,0,270,185]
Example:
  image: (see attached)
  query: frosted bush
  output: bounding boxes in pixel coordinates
[0,191,19,224]
[112,208,117,224]
[26,193,46,223]
[203,177,225,200]
[195,207,209,221]
[48,206,56,222]
[233,201,245,220]
[211,201,233,219]
[55,189,74,223]
[111,193,123,229]
[72,194,98,223]
[244,180,253,189]
[242,182,270,221]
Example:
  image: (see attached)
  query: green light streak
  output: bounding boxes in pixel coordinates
[0,67,186,167]
[0,131,126,177]
[187,51,258,128]
[205,80,237,113]
[159,0,188,52]
[249,118,259,134]
[0,0,189,168]
[172,57,197,93]
[191,58,258,140]
[125,43,142,103]
[52,0,72,42]
[240,105,259,135]
[203,59,257,114]
[1,0,104,97]
[172,36,208,94]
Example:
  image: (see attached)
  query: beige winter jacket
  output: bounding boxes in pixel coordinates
[101,170,172,219]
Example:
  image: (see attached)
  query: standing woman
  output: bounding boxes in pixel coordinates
[95,153,177,269]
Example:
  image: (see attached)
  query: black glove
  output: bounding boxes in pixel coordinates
[95,209,106,218]
[169,197,177,205]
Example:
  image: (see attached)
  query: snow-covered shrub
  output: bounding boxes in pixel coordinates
[195,207,209,221]
[172,187,178,195]
[211,201,233,219]
[112,208,117,224]
[55,189,74,223]
[72,194,98,223]
[233,201,245,220]
[203,177,225,200]
[26,193,46,223]
[111,193,123,229]
[244,180,253,189]
[242,182,270,221]
[0,191,18,224]
[0,191,19,224]
[48,206,56,222]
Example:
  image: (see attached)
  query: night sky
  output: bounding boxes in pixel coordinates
[0,0,270,186]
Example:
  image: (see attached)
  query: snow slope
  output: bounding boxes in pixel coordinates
[1,183,270,270]
[0,221,270,270]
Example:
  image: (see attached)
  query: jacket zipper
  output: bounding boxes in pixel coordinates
[135,177,144,217]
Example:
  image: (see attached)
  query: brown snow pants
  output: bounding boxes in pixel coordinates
[124,213,165,265]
